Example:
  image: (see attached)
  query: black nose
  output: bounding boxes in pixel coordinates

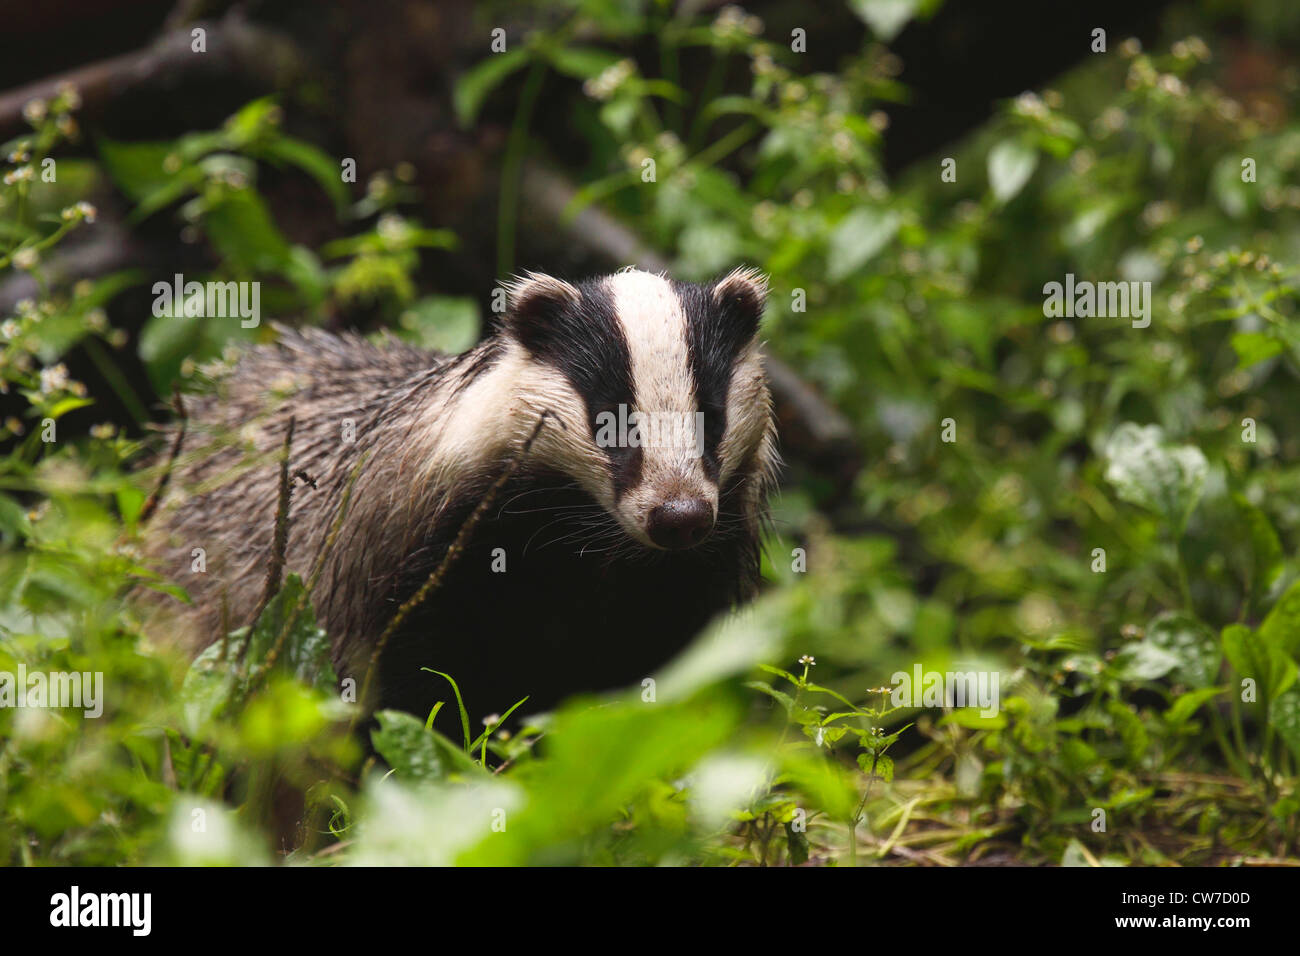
[646,498,714,550]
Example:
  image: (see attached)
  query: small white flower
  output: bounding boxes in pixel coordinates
[3,165,34,186]
[377,213,407,244]
[39,363,69,394]
[13,248,38,271]
[1157,74,1187,97]
[1014,91,1047,118]
[583,59,634,101]
[56,82,82,110]
[22,99,47,124]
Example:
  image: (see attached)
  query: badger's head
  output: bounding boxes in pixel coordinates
[497,267,776,552]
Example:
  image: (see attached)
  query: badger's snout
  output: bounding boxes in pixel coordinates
[646,497,715,550]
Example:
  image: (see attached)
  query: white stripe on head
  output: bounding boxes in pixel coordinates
[604,269,693,419]
[602,270,716,539]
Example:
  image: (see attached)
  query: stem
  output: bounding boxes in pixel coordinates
[659,20,684,135]
[0,218,78,270]
[1172,533,1192,610]
[687,54,728,151]
[82,336,149,425]
[686,118,759,172]
[496,59,547,278]
[848,749,880,868]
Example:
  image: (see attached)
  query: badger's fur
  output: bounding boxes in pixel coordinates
[144,267,778,725]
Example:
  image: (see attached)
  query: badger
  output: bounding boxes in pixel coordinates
[143,267,778,727]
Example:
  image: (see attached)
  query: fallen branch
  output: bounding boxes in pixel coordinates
[0,14,306,138]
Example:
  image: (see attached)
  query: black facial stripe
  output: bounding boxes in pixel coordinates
[676,281,754,483]
[511,278,641,497]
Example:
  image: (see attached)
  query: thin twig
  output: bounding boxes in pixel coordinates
[261,449,372,676]
[138,388,187,525]
[357,411,561,715]
[251,417,295,627]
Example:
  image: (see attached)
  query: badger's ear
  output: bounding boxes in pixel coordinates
[502,272,581,353]
[711,266,768,340]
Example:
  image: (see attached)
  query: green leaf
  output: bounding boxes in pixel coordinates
[783,751,858,823]
[202,189,292,273]
[397,296,481,354]
[178,634,244,735]
[744,680,795,716]
[545,46,620,80]
[97,139,176,202]
[454,49,530,127]
[1145,613,1220,688]
[1106,699,1149,765]
[1271,688,1300,761]
[826,206,900,281]
[785,822,810,865]
[1258,578,1300,659]
[137,307,203,394]
[246,574,337,690]
[802,682,859,709]
[371,709,479,782]
[1231,331,1285,370]
[421,668,472,751]
[848,0,919,41]
[176,574,336,735]
[1164,687,1224,729]
[1103,423,1208,532]
[940,709,1008,729]
[1222,623,1297,705]
[987,140,1038,204]
[1235,495,1285,610]
[467,695,530,753]
[874,753,895,783]
[757,663,799,685]
[1062,838,1126,867]
[222,97,281,145]
[250,135,350,214]
[650,595,783,703]
[45,397,94,419]
[1112,640,1181,682]
[1211,154,1253,218]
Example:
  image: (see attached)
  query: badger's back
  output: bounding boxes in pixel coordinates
[147,328,484,659]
